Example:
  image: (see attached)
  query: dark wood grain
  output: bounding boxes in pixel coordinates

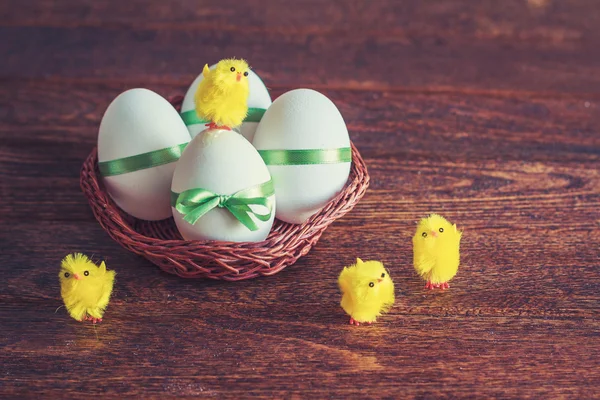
[1,0,599,398]
[2,1,600,94]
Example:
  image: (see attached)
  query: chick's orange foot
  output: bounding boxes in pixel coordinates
[425,281,450,290]
[205,122,232,131]
[349,318,373,326]
[83,315,103,324]
[425,280,438,290]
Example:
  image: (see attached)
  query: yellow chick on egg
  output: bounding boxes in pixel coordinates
[338,258,395,326]
[413,214,462,290]
[59,253,116,323]
[194,58,250,131]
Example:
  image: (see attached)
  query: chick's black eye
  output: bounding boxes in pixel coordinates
[64,272,70,278]
[84,271,89,276]
[381,273,385,278]
[369,282,374,288]
[422,232,427,238]
[230,67,235,72]
[439,227,444,233]
[244,71,248,76]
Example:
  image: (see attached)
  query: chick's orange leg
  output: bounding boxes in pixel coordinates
[439,282,450,290]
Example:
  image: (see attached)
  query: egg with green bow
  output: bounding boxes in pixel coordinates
[171,129,276,242]
[180,65,272,142]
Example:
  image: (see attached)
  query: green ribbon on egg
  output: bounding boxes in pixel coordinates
[98,142,189,177]
[180,108,267,126]
[257,147,352,166]
[171,180,275,231]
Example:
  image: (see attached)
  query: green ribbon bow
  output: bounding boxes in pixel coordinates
[98,143,189,177]
[258,147,352,166]
[180,108,267,126]
[171,180,275,231]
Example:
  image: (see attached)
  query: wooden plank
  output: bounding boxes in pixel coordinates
[0,309,598,397]
[1,219,599,315]
[2,0,598,39]
[2,0,600,94]
[1,82,598,222]
[2,157,600,224]
[0,79,600,134]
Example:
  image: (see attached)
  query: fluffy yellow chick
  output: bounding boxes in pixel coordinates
[59,253,116,323]
[194,58,250,130]
[338,258,395,326]
[413,214,462,290]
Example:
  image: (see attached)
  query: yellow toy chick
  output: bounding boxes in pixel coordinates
[59,253,116,323]
[194,58,250,130]
[338,258,395,326]
[413,214,462,290]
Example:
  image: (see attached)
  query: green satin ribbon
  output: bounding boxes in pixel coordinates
[98,143,189,177]
[171,180,275,231]
[180,108,267,126]
[258,148,352,166]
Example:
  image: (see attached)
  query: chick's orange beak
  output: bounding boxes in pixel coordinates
[73,273,82,280]
[236,72,242,82]
[377,278,383,283]
[430,230,438,238]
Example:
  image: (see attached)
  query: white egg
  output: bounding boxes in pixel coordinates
[98,88,191,221]
[171,129,275,242]
[252,89,351,224]
[181,65,272,142]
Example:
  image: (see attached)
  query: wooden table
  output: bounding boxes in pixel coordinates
[1,1,599,398]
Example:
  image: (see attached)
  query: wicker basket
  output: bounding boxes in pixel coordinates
[80,97,370,281]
